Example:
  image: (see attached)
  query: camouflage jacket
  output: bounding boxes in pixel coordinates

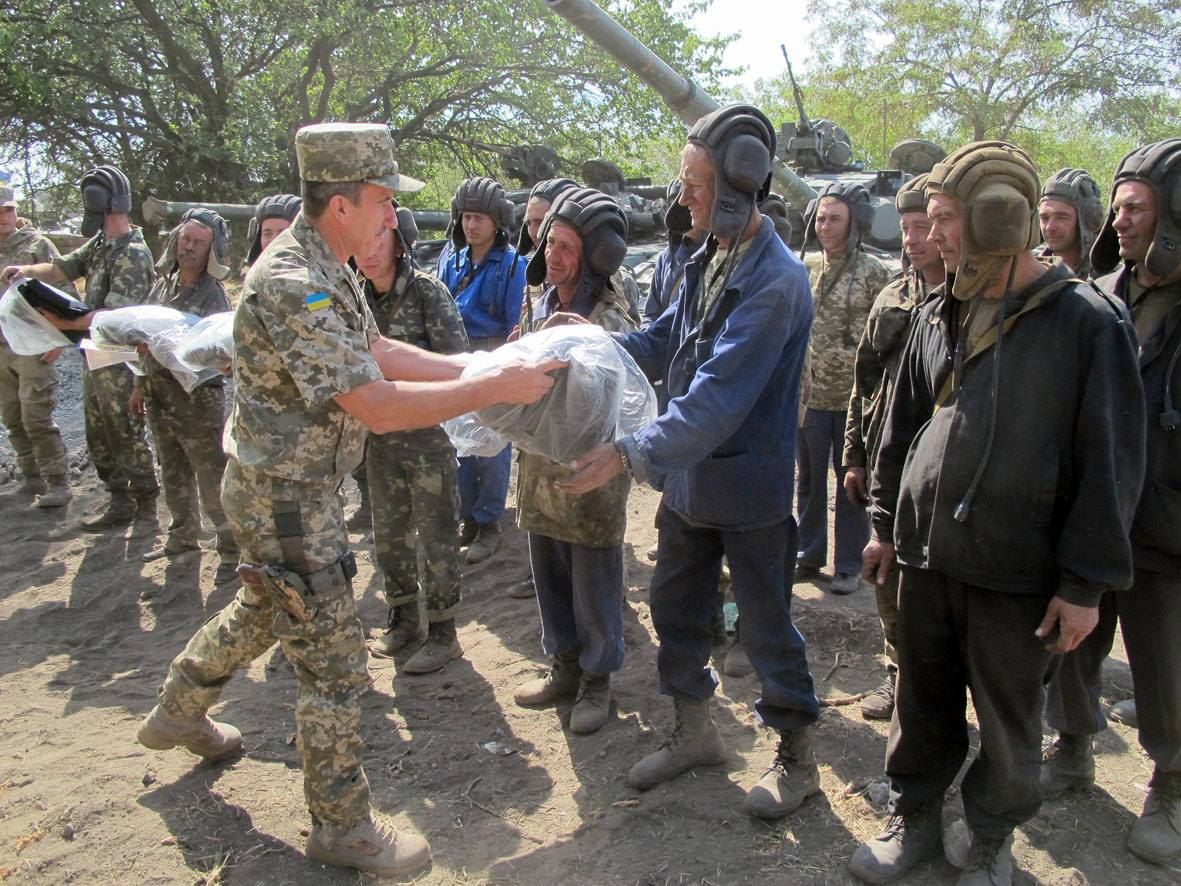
[843,270,930,470]
[55,227,155,310]
[516,280,635,547]
[803,248,892,411]
[361,259,468,452]
[140,271,232,397]
[0,225,75,349]
[225,213,383,488]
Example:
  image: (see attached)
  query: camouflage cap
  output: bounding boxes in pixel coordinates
[295,123,425,193]
[0,185,17,207]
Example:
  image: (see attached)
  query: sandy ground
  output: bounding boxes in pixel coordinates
[0,352,1177,885]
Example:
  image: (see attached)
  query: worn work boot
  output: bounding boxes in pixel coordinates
[1110,699,1139,728]
[569,673,611,734]
[17,475,48,496]
[514,650,582,706]
[306,812,431,877]
[627,696,728,790]
[506,576,536,599]
[81,492,136,532]
[744,726,821,819]
[33,476,72,509]
[142,537,201,563]
[404,619,463,674]
[848,799,943,883]
[1128,772,1181,865]
[465,521,501,564]
[1040,732,1095,799]
[137,704,242,761]
[130,495,161,538]
[957,832,1014,886]
[723,639,754,677]
[370,604,422,659]
[861,670,897,720]
[214,558,241,586]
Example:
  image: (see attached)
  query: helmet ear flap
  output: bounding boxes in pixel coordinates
[722,134,772,195]
[968,182,1035,253]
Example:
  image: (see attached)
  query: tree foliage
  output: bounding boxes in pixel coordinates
[0,0,729,216]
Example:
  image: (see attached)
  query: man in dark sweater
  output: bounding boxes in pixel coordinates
[849,142,1146,886]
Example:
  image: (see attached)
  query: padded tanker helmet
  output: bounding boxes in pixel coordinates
[895,173,930,214]
[155,207,232,281]
[926,140,1040,300]
[79,165,133,237]
[1041,167,1102,274]
[686,104,776,240]
[526,187,628,290]
[1090,138,1181,278]
[246,193,302,264]
[801,180,874,256]
[449,176,515,251]
[517,177,579,254]
[758,193,793,245]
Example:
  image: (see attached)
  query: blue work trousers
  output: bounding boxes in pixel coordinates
[649,504,819,731]
[797,407,869,575]
[458,444,511,526]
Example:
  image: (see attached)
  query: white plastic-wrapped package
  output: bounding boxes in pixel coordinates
[463,325,657,463]
[0,284,72,355]
[91,306,220,392]
[175,311,235,373]
[442,413,510,458]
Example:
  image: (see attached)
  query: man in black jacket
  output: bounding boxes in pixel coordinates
[1043,138,1181,867]
[849,142,1146,886]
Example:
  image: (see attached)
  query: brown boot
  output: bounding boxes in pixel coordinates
[569,673,611,734]
[17,475,48,496]
[627,696,728,790]
[465,521,501,564]
[81,492,135,531]
[32,475,72,509]
[743,726,821,818]
[130,494,161,538]
[1040,732,1095,799]
[861,669,897,720]
[403,619,463,674]
[370,604,421,658]
[306,812,431,877]
[137,704,242,761]
[514,650,582,706]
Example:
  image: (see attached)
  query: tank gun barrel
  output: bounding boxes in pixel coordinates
[780,45,812,134]
[544,0,816,209]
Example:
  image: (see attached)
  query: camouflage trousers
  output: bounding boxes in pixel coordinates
[367,438,461,621]
[0,344,66,480]
[157,460,371,828]
[144,376,236,558]
[82,364,157,497]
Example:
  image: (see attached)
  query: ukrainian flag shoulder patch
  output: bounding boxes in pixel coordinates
[305,291,332,312]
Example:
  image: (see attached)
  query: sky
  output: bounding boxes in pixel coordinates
[686,0,817,92]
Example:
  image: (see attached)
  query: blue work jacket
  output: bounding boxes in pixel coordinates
[438,242,526,341]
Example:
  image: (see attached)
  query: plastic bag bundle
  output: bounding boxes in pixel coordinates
[0,283,72,355]
[91,306,221,392]
[175,312,235,373]
[463,325,657,463]
[442,413,509,458]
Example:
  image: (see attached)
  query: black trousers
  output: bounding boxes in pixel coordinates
[1045,568,1181,779]
[887,566,1055,840]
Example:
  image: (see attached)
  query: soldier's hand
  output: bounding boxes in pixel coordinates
[491,357,565,404]
[40,347,64,364]
[128,386,146,417]
[507,324,522,343]
[541,312,590,330]
[844,466,869,506]
[1,265,26,286]
[861,538,895,587]
[556,442,622,495]
[1036,596,1098,653]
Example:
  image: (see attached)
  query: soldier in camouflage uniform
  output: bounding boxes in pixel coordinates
[841,175,945,720]
[133,208,238,581]
[797,181,891,593]
[3,165,159,532]
[511,188,635,735]
[132,123,561,879]
[0,186,73,507]
[354,209,469,673]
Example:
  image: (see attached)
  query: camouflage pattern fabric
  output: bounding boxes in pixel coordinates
[55,227,155,309]
[0,226,71,479]
[803,249,892,411]
[141,272,235,555]
[516,284,635,547]
[294,122,423,192]
[361,262,467,620]
[157,213,385,829]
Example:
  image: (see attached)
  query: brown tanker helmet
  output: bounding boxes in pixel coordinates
[1041,167,1102,273]
[1090,138,1181,278]
[926,141,1039,300]
[895,173,929,215]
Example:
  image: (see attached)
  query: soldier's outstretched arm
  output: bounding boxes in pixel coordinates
[1,262,68,286]
[335,357,565,434]
[370,336,473,382]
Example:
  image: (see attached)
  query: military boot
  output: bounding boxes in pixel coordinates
[744,726,821,818]
[130,494,161,538]
[957,832,1014,886]
[569,673,611,734]
[81,491,136,531]
[627,696,728,790]
[404,619,463,674]
[1128,771,1181,865]
[514,649,582,706]
[848,799,943,883]
[15,475,48,496]
[33,476,72,509]
[861,669,897,720]
[1040,732,1095,799]
[371,604,421,658]
[465,521,501,564]
[306,812,431,877]
[137,704,242,761]
[345,484,371,532]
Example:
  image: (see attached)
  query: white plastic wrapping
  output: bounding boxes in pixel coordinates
[457,325,657,463]
[0,283,72,355]
[90,306,221,392]
[175,311,235,374]
[442,413,509,458]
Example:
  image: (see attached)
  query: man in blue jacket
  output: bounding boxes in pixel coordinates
[438,177,527,563]
[558,104,820,821]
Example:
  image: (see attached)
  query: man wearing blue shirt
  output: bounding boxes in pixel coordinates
[437,177,527,563]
